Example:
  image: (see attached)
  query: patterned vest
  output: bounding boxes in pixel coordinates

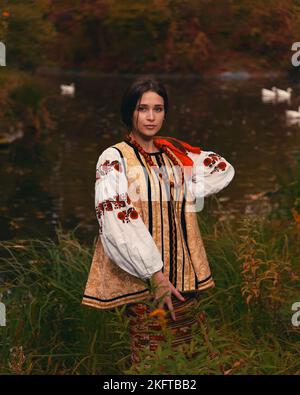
[82,140,215,310]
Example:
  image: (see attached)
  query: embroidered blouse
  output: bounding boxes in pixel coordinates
[94,145,235,281]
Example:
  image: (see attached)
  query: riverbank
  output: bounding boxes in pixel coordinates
[33,47,299,85]
[35,54,291,80]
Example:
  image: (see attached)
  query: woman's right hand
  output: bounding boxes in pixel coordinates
[151,271,185,321]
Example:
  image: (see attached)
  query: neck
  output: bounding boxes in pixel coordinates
[129,131,158,153]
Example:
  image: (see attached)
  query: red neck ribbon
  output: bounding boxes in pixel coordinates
[153,136,201,166]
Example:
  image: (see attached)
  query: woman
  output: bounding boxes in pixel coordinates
[82,75,235,366]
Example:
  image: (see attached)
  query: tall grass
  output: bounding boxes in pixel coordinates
[0,228,131,374]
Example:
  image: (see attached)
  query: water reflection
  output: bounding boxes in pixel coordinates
[1,74,300,242]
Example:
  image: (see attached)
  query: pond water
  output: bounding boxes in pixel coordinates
[1,73,300,243]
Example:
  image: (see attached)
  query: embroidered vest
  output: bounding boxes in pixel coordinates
[82,141,215,310]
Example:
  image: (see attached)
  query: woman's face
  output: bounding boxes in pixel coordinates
[131,91,165,138]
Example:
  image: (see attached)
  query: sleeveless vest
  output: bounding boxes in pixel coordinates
[82,141,215,310]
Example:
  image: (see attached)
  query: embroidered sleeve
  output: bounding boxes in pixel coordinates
[186,149,235,199]
[95,147,163,280]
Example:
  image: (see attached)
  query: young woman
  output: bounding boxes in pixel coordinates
[82,75,235,366]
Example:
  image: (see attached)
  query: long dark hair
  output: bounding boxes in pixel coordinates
[121,75,187,154]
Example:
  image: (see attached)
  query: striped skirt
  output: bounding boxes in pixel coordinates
[125,292,204,366]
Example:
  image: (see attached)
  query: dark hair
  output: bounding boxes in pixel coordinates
[121,75,169,131]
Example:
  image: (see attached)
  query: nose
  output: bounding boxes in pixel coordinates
[147,109,155,121]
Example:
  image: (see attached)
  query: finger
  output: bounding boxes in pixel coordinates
[166,299,176,321]
[171,285,185,301]
[158,299,164,311]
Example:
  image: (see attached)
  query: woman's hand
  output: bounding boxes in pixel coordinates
[151,271,185,321]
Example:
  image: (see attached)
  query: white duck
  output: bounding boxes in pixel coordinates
[276,87,292,100]
[261,86,277,99]
[286,106,300,118]
[276,94,291,105]
[60,83,75,96]
[261,95,277,104]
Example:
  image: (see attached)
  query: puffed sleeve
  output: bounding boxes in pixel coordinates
[186,149,235,199]
[95,147,164,280]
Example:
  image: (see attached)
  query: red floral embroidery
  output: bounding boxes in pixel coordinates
[117,207,139,223]
[113,161,121,171]
[203,152,227,174]
[218,161,227,170]
[117,211,126,221]
[96,159,123,180]
[96,202,104,217]
[104,200,113,211]
[114,194,127,209]
[203,158,212,166]
[96,192,138,234]
[129,210,139,219]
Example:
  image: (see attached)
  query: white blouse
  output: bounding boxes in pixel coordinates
[95,146,235,281]
[186,150,235,200]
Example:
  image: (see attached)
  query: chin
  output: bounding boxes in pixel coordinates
[139,128,160,137]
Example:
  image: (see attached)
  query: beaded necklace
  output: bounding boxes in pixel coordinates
[124,133,184,186]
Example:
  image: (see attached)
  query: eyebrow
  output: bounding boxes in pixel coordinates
[137,104,164,107]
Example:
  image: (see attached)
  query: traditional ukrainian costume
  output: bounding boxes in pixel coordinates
[82,136,235,363]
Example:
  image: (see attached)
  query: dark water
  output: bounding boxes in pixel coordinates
[1,73,300,243]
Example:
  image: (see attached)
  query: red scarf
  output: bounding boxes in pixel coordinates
[153,136,201,166]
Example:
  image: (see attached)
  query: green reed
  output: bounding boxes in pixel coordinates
[0,228,131,374]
